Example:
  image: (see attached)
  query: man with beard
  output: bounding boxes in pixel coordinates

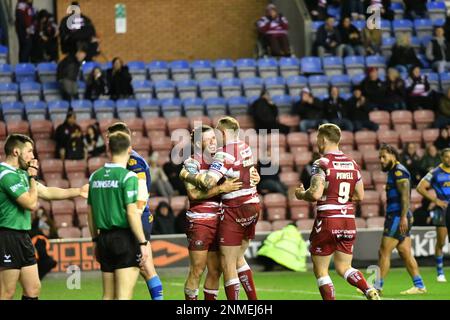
[375,144,426,295]
[0,134,88,300]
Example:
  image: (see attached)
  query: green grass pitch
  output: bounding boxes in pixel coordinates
[15,267,450,300]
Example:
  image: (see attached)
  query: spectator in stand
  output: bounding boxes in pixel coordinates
[152,201,176,235]
[435,126,450,150]
[148,152,175,198]
[388,33,422,74]
[15,0,36,63]
[31,206,57,239]
[338,17,365,57]
[403,0,428,20]
[323,86,354,131]
[400,142,422,186]
[59,1,99,61]
[106,57,134,100]
[436,88,450,128]
[257,148,288,196]
[249,89,290,134]
[256,4,291,57]
[84,123,106,158]
[305,0,328,21]
[85,67,108,101]
[57,44,86,101]
[346,86,379,131]
[361,67,388,110]
[405,65,434,111]
[362,27,382,55]
[291,88,326,132]
[364,0,394,20]
[419,144,441,176]
[315,15,344,58]
[341,0,366,20]
[32,9,58,62]
[426,26,450,74]
[385,68,407,110]
[163,160,187,196]
[54,109,85,160]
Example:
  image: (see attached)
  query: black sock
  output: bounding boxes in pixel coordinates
[21,295,38,300]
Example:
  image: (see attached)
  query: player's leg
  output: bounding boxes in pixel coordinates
[102,272,115,300]
[185,249,208,300]
[311,254,335,300]
[376,236,398,291]
[203,251,221,300]
[435,226,448,282]
[0,269,21,300]
[114,267,140,300]
[236,240,257,300]
[397,237,426,294]
[220,245,241,300]
[18,264,41,299]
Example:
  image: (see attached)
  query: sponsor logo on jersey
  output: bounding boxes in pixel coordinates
[210,161,224,172]
[10,183,23,193]
[128,159,137,166]
[242,158,254,167]
[3,254,11,263]
[332,161,355,170]
[92,180,119,188]
[395,170,403,177]
[240,147,252,159]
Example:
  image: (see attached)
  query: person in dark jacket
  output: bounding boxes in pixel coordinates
[305,0,328,21]
[292,88,326,132]
[426,26,450,74]
[434,127,450,150]
[323,86,354,131]
[257,148,288,196]
[388,33,422,74]
[56,45,86,101]
[84,123,106,158]
[405,65,434,111]
[85,67,108,101]
[315,15,344,58]
[249,89,290,134]
[385,68,407,110]
[338,17,365,57]
[347,86,379,131]
[54,109,85,160]
[152,201,176,235]
[106,57,134,100]
[403,0,428,20]
[400,142,422,186]
[32,9,58,62]
[435,88,450,128]
[361,67,388,110]
[419,144,441,176]
[15,0,36,63]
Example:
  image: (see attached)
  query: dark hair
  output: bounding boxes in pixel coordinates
[108,132,131,155]
[4,134,34,156]
[107,122,131,136]
[155,201,174,217]
[112,57,123,67]
[379,143,400,160]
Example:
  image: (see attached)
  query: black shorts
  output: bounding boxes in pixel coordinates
[97,228,141,273]
[0,228,36,269]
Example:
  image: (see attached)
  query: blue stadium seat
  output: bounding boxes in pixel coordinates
[427,1,447,21]
[330,75,351,94]
[286,75,308,97]
[198,79,220,99]
[381,37,396,60]
[169,60,191,81]
[176,79,198,99]
[19,81,41,102]
[390,2,404,20]
[15,63,36,82]
[433,18,446,27]
[410,36,421,54]
[380,19,392,38]
[182,97,205,117]
[301,57,323,74]
[272,95,292,115]
[420,35,433,49]
[424,72,440,91]
[393,19,414,38]
[42,82,61,102]
[414,19,433,39]
[308,75,329,96]
[417,54,431,70]
[221,78,242,98]
[132,80,153,100]
[242,77,264,97]
[161,97,182,118]
[154,80,176,100]
[323,56,344,76]
[147,60,169,81]
[138,98,160,118]
[116,99,138,119]
[48,100,70,122]
[101,61,112,71]
[227,96,248,116]
[205,97,227,117]
[257,58,278,79]
[214,59,235,80]
[70,99,92,120]
[0,64,13,83]
[236,58,257,79]
[311,21,324,43]
[279,57,300,78]
[0,82,19,103]
[351,20,366,32]
[25,101,47,121]
[351,74,366,86]
[2,101,24,122]
[127,61,147,81]
[191,60,213,80]
[264,77,286,97]
[339,92,352,100]
[93,99,115,120]
[327,5,340,20]
[439,72,450,92]
[81,61,100,81]
[77,81,86,98]
[0,45,7,64]
[37,62,57,83]
[366,55,386,75]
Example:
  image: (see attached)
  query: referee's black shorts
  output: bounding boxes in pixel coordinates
[97,228,141,273]
[0,228,37,269]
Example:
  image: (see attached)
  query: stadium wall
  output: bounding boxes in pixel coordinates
[56,0,267,62]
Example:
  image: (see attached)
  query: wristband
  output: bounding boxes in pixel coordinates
[139,241,148,246]
[28,165,39,171]
[29,175,39,181]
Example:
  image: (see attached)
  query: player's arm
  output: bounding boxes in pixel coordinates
[127,203,147,244]
[136,175,149,215]
[87,205,98,239]
[397,178,410,218]
[184,178,242,201]
[180,168,220,190]
[36,182,89,200]
[417,174,448,209]
[15,177,38,210]
[295,174,325,202]
[352,180,365,202]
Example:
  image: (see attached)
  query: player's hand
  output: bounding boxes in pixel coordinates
[27,159,39,177]
[221,178,242,193]
[295,184,305,200]
[250,167,260,186]
[435,199,448,210]
[179,168,189,181]
[79,184,89,198]
[399,216,409,235]
[139,243,149,266]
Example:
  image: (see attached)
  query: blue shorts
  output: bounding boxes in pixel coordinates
[142,210,153,240]
[430,207,448,227]
[383,213,413,242]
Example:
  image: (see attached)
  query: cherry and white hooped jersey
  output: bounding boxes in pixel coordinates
[183,154,221,222]
[312,151,362,219]
[207,141,260,208]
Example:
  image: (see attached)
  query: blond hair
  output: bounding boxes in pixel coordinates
[216,116,240,132]
[318,123,341,144]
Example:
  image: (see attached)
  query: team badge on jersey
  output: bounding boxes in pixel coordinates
[395,170,403,177]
